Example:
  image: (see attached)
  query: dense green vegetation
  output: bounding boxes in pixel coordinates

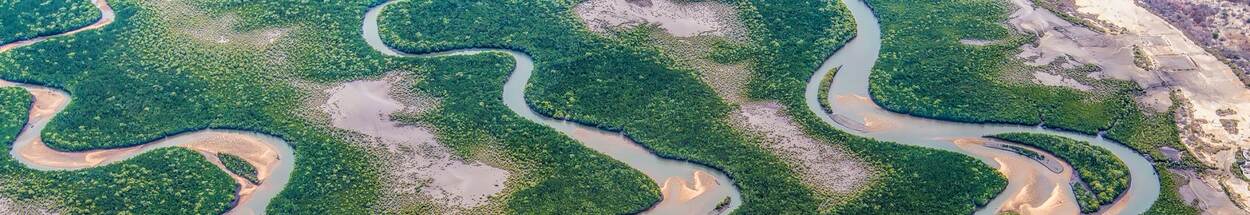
[990,133,1129,212]
[0,0,674,213]
[381,0,1005,213]
[863,0,1189,162]
[0,0,393,212]
[397,54,658,213]
[0,87,236,214]
[0,0,101,45]
[382,1,828,212]
[733,0,1009,213]
[217,153,258,184]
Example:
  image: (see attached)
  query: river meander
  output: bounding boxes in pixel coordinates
[807,0,1160,214]
[363,1,743,214]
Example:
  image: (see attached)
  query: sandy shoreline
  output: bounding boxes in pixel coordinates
[954,138,1080,215]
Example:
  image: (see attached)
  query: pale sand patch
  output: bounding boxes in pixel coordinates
[1173,169,1244,215]
[953,138,1079,215]
[1065,0,1250,209]
[730,102,872,194]
[320,73,509,210]
[960,39,1002,46]
[659,171,718,203]
[0,0,114,52]
[832,95,897,132]
[573,0,746,39]
[1006,0,1161,96]
[1032,71,1095,91]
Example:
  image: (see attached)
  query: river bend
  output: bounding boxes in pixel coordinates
[806,0,1160,214]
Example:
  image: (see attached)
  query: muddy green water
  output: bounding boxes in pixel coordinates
[805,0,1159,214]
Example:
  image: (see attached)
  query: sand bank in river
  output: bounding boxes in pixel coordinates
[731,102,873,195]
[953,138,1079,215]
[1,80,291,214]
[573,0,745,39]
[0,0,113,52]
[318,73,510,211]
[832,95,896,132]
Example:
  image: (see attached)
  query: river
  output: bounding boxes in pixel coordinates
[806,0,1160,214]
[362,1,744,214]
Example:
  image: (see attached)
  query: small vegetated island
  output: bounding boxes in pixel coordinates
[990,133,1129,212]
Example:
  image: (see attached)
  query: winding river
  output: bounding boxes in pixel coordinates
[0,0,1167,214]
[362,1,743,214]
[0,1,295,214]
[807,0,1160,214]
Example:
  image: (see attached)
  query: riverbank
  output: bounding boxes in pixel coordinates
[810,0,1162,214]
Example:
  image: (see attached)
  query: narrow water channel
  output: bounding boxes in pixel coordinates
[0,0,296,214]
[362,1,743,214]
[806,0,1160,214]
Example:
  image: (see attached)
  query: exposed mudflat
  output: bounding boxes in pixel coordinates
[1006,0,1155,96]
[1173,169,1244,214]
[730,102,872,194]
[573,0,745,39]
[1061,0,1250,209]
[320,74,509,210]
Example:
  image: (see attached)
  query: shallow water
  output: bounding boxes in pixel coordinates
[1,80,295,215]
[0,0,295,214]
[806,0,1160,214]
[363,1,743,214]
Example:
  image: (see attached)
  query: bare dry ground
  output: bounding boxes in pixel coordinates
[1023,0,1250,211]
[314,73,511,213]
[1139,0,1250,82]
[573,0,746,39]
